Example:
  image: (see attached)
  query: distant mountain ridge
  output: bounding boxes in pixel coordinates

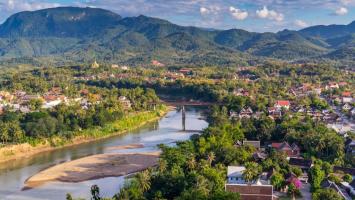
[0,7,354,67]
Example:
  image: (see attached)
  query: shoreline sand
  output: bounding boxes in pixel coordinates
[23,151,160,190]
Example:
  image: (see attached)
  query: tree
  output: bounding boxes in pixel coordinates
[242,162,260,184]
[308,165,325,191]
[187,157,197,171]
[312,189,343,200]
[270,172,284,191]
[291,166,303,177]
[90,185,101,200]
[28,98,44,110]
[136,170,151,192]
[287,183,298,200]
[207,152,215,166]
[66,193,73,200]
[343,174,353,183]
[0,122,9,143]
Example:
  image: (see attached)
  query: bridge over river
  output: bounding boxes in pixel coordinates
[160,100,217,132]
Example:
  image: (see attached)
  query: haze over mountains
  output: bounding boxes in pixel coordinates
[0,7,354,66]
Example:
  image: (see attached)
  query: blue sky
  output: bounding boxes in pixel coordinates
[0,0,354,32]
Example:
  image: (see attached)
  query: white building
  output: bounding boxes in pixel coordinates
[227,166,246,184]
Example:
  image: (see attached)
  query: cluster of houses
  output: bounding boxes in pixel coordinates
[0,88,132,115]
[226,140,355,200]
[0,88,68,114]
[230,91,354,135]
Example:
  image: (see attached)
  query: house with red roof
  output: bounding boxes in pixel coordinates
[179,68,193,75]
[274,100,290,110]
[342,91,353,104]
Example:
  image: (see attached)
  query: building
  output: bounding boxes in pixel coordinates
[152,60,165,67]
[253,152,267,162]
[333,166,355,176]
[225,184,274,200]
[342,97,353,104]
[289,158,313,170]
[239,107,253,118]
[342,103,352,111]
[351,108,355,118]
[325,82,339,90]
[118,96,132,109]
[227,166,246,184]
[274,100,290,110]
[243,140,261,150]
[179,68,193,75]
[233,89,250,97]
[271,142,300,158]
[230,111,239,119]
[121,65,129,70]
[42,95,62,109]
[91,60,100,68]
[226,166,274,200]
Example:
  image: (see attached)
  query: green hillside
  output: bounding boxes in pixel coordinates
[0,7,354,67]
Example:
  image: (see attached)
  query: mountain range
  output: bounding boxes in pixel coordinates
[0,7,354,67]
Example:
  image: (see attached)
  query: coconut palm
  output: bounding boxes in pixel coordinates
[136,170,151,192]
[187,157,197,170]
[207,151,215,166]
[158,159,167,173]
[242,162,260,184]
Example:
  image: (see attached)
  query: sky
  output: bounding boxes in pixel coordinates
[0,0,354,32]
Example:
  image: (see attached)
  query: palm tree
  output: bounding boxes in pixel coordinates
[158,159,167,173]
[187,157,197,171]
[207,151,215,166]
[136,170,151,192]
[242,162,260,184]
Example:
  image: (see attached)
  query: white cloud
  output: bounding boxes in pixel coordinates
[294,19,308,28]
[199,5,220,16]
[2,0,61,12]
[256,6,284,21]
[229,6,248,20]
[200,7,209,15]
[334,7,348,15]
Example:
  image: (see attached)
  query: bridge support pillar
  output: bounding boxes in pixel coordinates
[182,105,186,131]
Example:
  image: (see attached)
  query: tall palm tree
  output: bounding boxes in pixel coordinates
[136,170,151,192]
[187,157,197,171]
[207,151,215,166]
[243,162,260,184]
[158,159,167,173]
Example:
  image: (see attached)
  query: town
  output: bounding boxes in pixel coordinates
[0,61,353,199]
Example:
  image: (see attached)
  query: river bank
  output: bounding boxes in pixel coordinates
[0,106,170,165]
[24,151,160,190]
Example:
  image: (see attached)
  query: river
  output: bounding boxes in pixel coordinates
[0,106,208,200]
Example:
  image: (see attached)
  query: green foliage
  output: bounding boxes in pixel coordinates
[291,167,303,177]
[312,188,343,200]
[270,172,285,191]
[343,174,353,183]
[328,173,342,184]
[308,165,325,192]
[242,162,261,183]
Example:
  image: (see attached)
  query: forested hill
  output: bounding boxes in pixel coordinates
[0,7,354,67]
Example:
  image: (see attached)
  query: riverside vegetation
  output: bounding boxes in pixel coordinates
[0,65,165,162]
